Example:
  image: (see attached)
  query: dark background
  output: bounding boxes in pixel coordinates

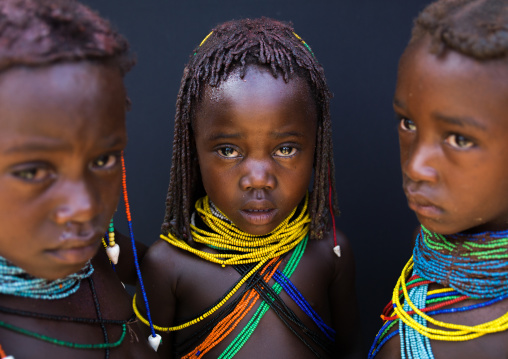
[82,0,428,353]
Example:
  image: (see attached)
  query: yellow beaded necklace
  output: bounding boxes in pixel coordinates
[392,256,508,341]
[134,194,310,332]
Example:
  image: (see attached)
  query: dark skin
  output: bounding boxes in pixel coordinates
[137,66,362,358]
[375,35,508,358]
[0,62,157,358]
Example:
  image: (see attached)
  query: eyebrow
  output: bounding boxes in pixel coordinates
[4,135,126,154]
[206,133,243,141]
[393,97,405,109]
[206,131,306,142]
[433,112,487,131]
[270,131,306,139]
[5,140,72,154]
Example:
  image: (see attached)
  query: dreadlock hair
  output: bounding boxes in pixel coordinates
[410,0,508,60]
[0,0,133,76]
[162,17,338,241]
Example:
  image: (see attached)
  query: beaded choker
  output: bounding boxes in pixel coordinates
[0,256,93,300]
[414,226,508,299]
[162,193,310,267]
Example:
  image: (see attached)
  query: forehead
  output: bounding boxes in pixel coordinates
[396,37,508,127]
[0,62,126,148]
[194,65,316,129]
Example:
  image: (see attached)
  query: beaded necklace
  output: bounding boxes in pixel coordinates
[414,226,508,298]
[0,257,93,300]
[369,226,508,358]
[134,194,311,333]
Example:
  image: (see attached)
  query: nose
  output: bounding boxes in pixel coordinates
[402,140,439,184]
[239,159,276,191]
[52,179,101,225]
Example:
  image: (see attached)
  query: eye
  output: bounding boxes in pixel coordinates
[275,146,297,157]
[90,152,121,170]
[12,166,53,183]
[400,117,416,131]
[217,146,240,158]
[445,134,474,149]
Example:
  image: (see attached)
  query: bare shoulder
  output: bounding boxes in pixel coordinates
[304,221,355,280]
[298,221,363,358]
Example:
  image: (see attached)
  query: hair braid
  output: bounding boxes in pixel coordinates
[162,17,338,240]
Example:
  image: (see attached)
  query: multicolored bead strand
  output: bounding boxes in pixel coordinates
[120,154,161,351]
[0,257,93,300]
[105,219,120,265]
[0,344,13,359]
[328,165,340,257]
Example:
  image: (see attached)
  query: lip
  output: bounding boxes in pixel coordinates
[240,201,278,226]
[45,232,102,265]
[405,194,443,218]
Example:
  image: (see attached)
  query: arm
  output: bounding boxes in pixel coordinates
[135,239,177,358]
[328,227,364,359]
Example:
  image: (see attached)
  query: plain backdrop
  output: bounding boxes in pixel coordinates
[82,0,429,352]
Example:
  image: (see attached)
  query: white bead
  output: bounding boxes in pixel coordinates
[148,334,162,351]
[333,245,341,258]
[106,243,120,264]
[4,356,15,359]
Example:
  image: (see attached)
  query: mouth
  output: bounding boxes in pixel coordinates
[240,204,278,226]
[46,231,102,265]
[406,195,443,219]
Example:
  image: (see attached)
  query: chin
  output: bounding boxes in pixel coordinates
[31,263,86,281]
[417,216,465,236]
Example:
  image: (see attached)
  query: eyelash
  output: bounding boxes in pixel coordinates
[397,116,476,150]
[10,151,123,184]
[90,151,122,171]
[215,145,299,159]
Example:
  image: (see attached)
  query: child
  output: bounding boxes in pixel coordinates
[369,0,508,358]
[0,0,158,357]
[134,18,362,359]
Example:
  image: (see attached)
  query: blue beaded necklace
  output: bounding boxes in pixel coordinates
[399,284,435,359]
[272,270,336,340]
[0,256,93,300]
[414,226,508,299]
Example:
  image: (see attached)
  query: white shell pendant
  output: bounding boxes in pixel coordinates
[4,356,14,359]
[333,245,341,258]
[148,334,162,352]
[106,243,120,264]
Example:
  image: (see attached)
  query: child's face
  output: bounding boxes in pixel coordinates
[395,37,508,235]
[193,66,317,235]
[0,62,127,280]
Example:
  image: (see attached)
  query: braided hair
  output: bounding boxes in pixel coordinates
[0,0,133,75]
[162,17,338,241]
[410,0,508,60]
